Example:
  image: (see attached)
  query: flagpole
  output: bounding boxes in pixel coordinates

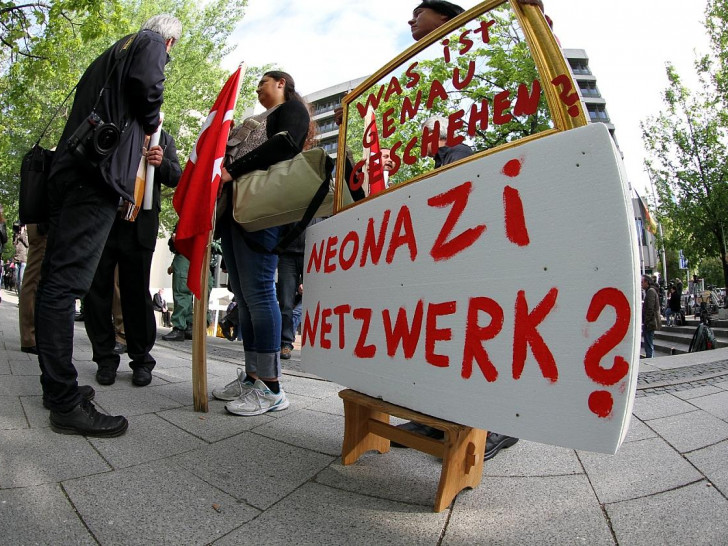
[191,62,247,412]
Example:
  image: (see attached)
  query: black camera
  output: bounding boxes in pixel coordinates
[67,112,120,166]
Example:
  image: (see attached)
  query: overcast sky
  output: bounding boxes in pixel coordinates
[225,0,711,197]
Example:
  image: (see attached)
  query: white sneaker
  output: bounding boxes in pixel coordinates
[225,379,289,416]
[212,368,253,401]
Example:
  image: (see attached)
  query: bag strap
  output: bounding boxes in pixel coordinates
[233,153,335,255]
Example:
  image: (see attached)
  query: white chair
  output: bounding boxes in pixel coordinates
[208,287,234,336]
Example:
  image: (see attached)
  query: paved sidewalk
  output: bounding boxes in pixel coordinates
[2,288,728,545]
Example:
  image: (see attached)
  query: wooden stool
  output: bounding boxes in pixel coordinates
[338,389,487,512]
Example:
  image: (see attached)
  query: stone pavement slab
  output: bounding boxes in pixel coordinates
[214,482,449,546]
[444,475,614,545]
[686,439,728,497]
[0,484,97,545]
[2,289,728,544]
[0,427,111,488]
[688,390,728,420]
[577,437,703,503]
[62,459,260,545]
[646,409,728,453]
[606,481,728,545]
[172,433,335,510]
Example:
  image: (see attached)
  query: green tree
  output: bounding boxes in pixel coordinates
[0,0,261,233]
[641,61,728,293]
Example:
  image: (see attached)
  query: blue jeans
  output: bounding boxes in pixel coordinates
[277,252,303,350]
[36,169,119,411]
[220,216,281,378]
[16,261,26,293]
[643,328,655,358]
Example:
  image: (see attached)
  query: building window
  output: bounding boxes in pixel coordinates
[569,59,591,76]
[587,104,609,123]
[579,80,600,97]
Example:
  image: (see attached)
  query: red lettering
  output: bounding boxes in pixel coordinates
[446,109,466,147]
[428,182,486,261]
[400,91,423,123]
[503,186,530,247]
[426,301,456,367]
[386,206,418,263]
[353,308,376,358]
[493,89,513,125]
[467,100,489,136]
[405,62,420,88]
[339,231,359,271]
[513,79,542,117]
[453,60,476,90]
[473,19,496,44]
[307,240,324,274]
[320,307,333,349]
[356,86,385,118]
[302,303,320,347]
[349,159,365,192]
[462,297,504,381]
[382,300,424,358]
[333,304,351,349]
[362,119,377,147]
[441,38,451,63]
[381,107,396,139]
[425,79,449,110]
[360,210,391,267]
[324,236,338,273]
[513,288,558,382]
[458,29,474,54]
[383,76,403,102]
[403,136,419,165]
[584,288,631,386]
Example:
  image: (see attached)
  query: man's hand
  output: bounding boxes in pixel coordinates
[146,145,164,167]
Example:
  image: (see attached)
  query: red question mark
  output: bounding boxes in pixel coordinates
[551,74,580,118]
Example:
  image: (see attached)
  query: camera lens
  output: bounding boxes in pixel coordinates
[94,124,120,155]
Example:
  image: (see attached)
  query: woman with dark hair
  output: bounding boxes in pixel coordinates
[212,70,312,416]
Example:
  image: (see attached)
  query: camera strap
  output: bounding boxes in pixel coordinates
[34,33,138,147]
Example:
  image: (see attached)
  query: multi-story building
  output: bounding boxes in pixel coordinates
[563,48,619,148]
[304,76,367,158]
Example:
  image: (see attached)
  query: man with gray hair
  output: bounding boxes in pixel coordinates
[35,14,181,438]
[422,115,473,167]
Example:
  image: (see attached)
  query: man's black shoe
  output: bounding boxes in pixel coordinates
[21,345,38,354]
[391,421,444,448]
[113,341,127,355]
[484,432,519,461]
[162,328,185,341]
[50,399,128,437]
[184,327,193,340]
[132,367,152,386]
[43,385,95,410]
[96,367,117,386]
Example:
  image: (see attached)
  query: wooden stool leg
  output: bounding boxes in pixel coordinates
[341,399,391,465]
[434,428,487,512]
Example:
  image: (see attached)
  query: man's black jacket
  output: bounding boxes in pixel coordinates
[50,29,168,201]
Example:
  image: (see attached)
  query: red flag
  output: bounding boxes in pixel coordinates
[364,109,385,196]
[172,67,241,298]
